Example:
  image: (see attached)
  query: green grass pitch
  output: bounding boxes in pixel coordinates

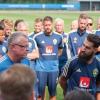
[0,10,100,33]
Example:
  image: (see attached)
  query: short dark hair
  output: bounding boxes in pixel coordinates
[14,19,24,31]
[64,90,95,100]
[0,21,5,30]
[0,64,35,100]
[87,34,100,48]
[79,13,88,19]
[43,16,53,23]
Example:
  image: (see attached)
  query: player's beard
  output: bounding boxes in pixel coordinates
[78,51,94,64]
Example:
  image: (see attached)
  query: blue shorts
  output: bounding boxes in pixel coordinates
[36,71,58,97]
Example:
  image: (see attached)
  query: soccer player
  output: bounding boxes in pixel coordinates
[86,17,95,34]
[70,20,78,32]
[14,19,39,99]
[1,19,13,40]
[29,17,43,38]
[34,16,63,100]
[68,14,88,57]
[59,34,100,100]
[54,18,69,75]
[14,19,39,63]
[0,22,7,58]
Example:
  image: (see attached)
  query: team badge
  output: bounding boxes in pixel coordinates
[2,46,7,53]
[46,45,53,54]
[73,37,77,43]
[79,77,90,88]
[53,39,57,45]
[93,68,98,77]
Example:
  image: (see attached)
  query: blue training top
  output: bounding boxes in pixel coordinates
[34,32,63,72]
[68,29,88,57]
[0,54,30,72]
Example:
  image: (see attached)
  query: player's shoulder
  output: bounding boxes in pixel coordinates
[67,55,78,65]
[53,32,63,40]
[33,32,44,38]
[95,56,100,62]
[69,30,77,36]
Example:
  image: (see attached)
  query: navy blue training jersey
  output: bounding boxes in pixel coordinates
[68,29,88,57]
[62,56,100,96]
[34,32,63,72]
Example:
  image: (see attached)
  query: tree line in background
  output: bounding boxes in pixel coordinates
[0,0,67,4]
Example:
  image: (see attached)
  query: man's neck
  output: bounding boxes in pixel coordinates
[86,56,94,64]
[7,52,21,63]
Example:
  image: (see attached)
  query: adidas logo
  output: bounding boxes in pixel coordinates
[76,68,81,72]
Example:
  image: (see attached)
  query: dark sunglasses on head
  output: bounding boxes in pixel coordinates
[87,23,93,26]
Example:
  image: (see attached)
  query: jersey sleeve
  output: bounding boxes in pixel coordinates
[61,59,73,79]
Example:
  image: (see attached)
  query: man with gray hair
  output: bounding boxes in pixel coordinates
[0,32,30,72]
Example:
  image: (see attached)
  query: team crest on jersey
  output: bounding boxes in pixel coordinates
[2,46,7,53]
[53,39,57,45]
[79,77,90,88]
[46,45,53,54]
[73,37,77,43]
[93,68,98,77]
[29,42,32,48]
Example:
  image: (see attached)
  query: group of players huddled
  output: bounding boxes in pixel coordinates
[0,13,100,100]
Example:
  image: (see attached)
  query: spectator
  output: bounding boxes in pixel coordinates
[34,16,63,100]
[59,34,100,99]
[29,18,43,38]
[0,63,35,100]
[68,14,88,57]
[64,90,95,100]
